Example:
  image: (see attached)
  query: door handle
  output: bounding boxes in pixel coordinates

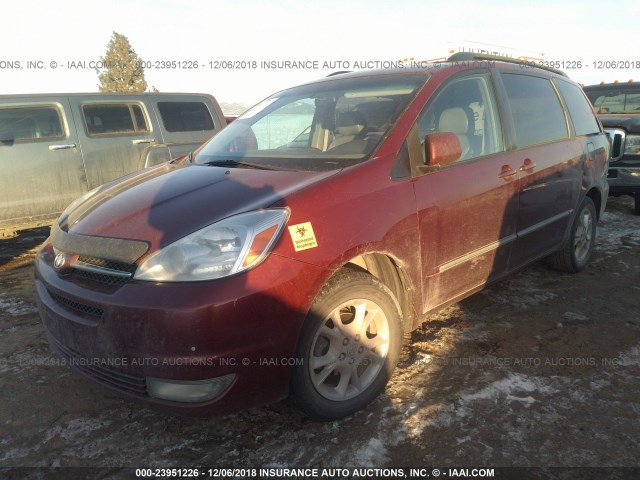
[498,165,517,180]
[132,138,155,145]
[519,158,536,172]
[48,144,77,151]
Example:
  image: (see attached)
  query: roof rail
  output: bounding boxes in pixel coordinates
[326,71,352,77]
[446,52,568,77]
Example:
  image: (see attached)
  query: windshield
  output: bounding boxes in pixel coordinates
[585,86,640,114]
[195,74,427,171]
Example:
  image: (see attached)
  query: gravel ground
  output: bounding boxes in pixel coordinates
[0,196,639,477]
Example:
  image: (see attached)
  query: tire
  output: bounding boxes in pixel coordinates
[634,194,640,216]
[547,196,597,273]
[291,269,403,420]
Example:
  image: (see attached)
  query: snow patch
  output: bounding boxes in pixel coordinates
[595,210,640,254]
[0,446,33,463]
[589,379,611,391]
[0,293,37,316]
[460,373,557,405]
[618,345,640,367]
[506,394,536,405]
[43,417,105,443]
[562,312,589,321]
[354,438,389,466]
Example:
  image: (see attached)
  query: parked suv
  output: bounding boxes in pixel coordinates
[35,54,609,420]
[0,92,226,235]
[583,82,640,214]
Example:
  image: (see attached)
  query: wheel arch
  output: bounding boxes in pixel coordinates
[585,186,603,220]
[339,252,416,333]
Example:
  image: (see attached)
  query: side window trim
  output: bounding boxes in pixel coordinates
[0,103,67,144]
[156,101,216,133]
[130,104,150,132]
[497,72,570,150]
[490,71,518,151]
[409,69,505,177]
[549,78,572,138]
[81,101,151,137]
[486,70,509,152]
[553,78,603,137]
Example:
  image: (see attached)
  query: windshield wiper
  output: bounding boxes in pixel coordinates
[203,159,241,167]
[202,160,281,170]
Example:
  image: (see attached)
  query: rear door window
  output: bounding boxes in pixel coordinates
[501,74,568,148]
[157,102,215,132]
[0,106,64,143]
[554,80,601,136]
[82,103,149,136]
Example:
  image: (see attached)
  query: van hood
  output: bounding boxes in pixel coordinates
[60,162,337,257]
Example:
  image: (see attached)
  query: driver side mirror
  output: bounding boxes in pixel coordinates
[424,132,461,167]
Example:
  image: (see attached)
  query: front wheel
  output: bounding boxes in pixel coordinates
[291,269,403,420]
[547,196,597,273]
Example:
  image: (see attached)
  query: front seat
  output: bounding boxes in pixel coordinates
[329,111,366,149]
[438,107,472,160]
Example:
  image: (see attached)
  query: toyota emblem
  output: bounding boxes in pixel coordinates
[53,252,66,270]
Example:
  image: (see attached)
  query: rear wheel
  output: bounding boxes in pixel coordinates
[547,196,597,273]
[291,269,403,420]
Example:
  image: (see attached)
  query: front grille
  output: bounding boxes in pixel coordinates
[48,289,104,318]
[77,255,137,274]
[72,269,131,286]
[50,336,147,396]
[71,255,137,287]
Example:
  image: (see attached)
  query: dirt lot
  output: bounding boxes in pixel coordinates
[1,197,639,476]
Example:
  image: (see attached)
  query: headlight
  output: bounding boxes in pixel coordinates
[624,135,640,155]
[134,209,289,282]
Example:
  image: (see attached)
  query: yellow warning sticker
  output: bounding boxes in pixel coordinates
[288,222,318,252]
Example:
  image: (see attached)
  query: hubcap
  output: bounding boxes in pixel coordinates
[574,207,593,262]
[309,299,390,401]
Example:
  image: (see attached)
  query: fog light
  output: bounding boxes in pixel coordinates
[146,374,235,403]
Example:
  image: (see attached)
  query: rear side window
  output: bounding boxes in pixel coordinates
[555,80,600,136]
[82,103,149,136]
[501,74,568,148]
[585,87,640,114]
[157,102,215,132]
[0,106,64,143]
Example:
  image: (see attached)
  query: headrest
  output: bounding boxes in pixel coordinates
[337,111,366,136]
[438,108,469,135]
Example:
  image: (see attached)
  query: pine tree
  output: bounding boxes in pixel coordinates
[97,32,148,92]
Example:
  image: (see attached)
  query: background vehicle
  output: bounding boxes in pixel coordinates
[584,82,640,214]
[0,92,226,235]
[35,54,609,420]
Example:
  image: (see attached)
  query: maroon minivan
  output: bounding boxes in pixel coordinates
[35,54,610,420]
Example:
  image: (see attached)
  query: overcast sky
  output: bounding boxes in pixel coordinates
[2,0,639,109]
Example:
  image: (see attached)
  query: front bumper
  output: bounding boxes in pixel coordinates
[35,248,329,416]
[608,166,640,194]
